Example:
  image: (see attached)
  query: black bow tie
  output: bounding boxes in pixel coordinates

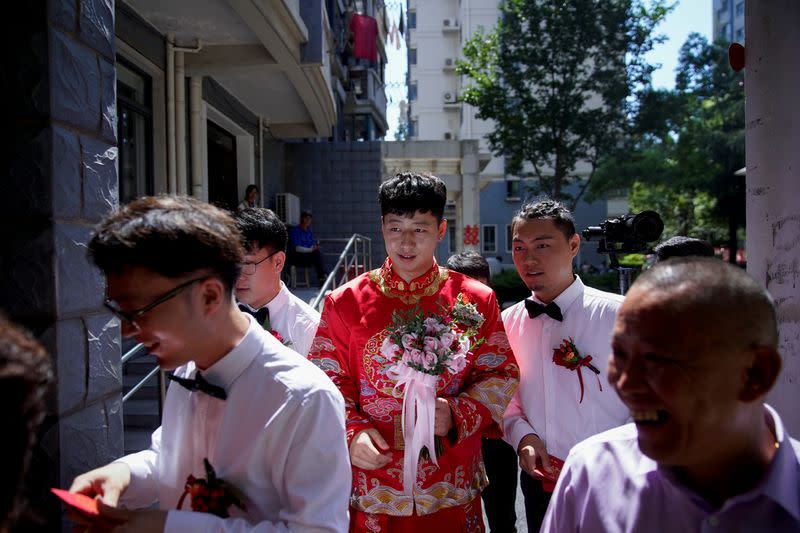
[525,299,563,322]
[167,372,227,400]
[239,304,269,327]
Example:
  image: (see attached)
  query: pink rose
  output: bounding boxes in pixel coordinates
[447,353,467,373]
[439,331,456,350]
[381,337,400,359]
[423,350,438,369]
[401,333,418,350]
[423,317,441,335]
[423,336,438,353]
[407,348,424,365]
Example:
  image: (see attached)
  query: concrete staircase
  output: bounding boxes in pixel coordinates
[122,346,163,456]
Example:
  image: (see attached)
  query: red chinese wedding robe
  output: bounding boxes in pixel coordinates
[309,259,520,522]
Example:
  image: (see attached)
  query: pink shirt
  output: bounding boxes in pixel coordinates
[542,405,800,532]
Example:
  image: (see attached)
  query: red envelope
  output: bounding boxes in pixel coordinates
[532,455,565,493]
[51,488,101,516]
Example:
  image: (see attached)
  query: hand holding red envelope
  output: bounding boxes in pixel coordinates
[531,455,565,492]
[51,488,122,530]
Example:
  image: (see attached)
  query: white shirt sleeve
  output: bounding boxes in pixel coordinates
[116,426,162,509]
[164,389,351,533]
[503,389,537,451]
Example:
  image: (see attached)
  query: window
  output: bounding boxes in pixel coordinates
[482,225,497,254]
[408,10,416,29]
[409,82,418,101]
[735,1,744,16]
[506,225,513,253]
[448,225,457,254]
[721,22,731,41]
[117,58,154,204]
[409,48,417,65]
[506,179,521,200]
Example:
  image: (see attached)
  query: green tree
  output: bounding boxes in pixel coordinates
[595,33,744,261]
[457,0,672,210]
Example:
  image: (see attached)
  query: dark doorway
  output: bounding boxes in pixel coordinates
[207,120,238,211]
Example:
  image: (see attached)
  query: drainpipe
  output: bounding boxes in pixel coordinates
[172,39,203,196]
[190,76,204,200]
[258,115,264,196]
[175,51,187,194]
[166,35,176,193]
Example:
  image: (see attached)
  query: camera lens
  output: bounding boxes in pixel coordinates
[631,211,664,242]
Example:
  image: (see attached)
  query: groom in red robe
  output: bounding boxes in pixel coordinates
[309,173,520,532]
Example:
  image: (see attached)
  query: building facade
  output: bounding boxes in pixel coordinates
[713,0,745,43]
[405,0,618,269]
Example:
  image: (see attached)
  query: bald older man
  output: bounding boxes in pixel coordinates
[542,258,800,532]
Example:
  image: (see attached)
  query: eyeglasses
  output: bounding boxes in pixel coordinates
[240,249,280,275]
[104,276,210,329]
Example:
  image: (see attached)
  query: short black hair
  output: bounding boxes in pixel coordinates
[244,184,259,197]
[300,211,312,219]
[654,236,715,262]
[446,251,491,281]
[0,315,53,531]
[512,199,576,239]
[378,173,447,222]
[88,195,244,292]
[234,208,288,253]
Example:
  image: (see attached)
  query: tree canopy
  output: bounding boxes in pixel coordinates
[592,33,745,261]
[457,0,672,209]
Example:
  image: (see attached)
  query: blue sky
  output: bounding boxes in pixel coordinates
[383,1,713,138]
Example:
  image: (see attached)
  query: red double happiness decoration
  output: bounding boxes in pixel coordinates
[552,338,602,403]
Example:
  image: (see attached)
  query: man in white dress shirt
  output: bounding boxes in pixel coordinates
[502,200,629,532]
[69,196,350,532]
[234,207,320,357]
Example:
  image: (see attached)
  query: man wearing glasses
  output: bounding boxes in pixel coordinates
[68,196,350,532]
[234,208,320,357]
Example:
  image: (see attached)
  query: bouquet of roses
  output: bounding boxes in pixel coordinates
[380,293,485,494]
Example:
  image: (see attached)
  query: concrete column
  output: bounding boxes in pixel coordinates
[0,0,122,528]
[461,140,481,252]
[745,0,800,433]
[175,51,187,194]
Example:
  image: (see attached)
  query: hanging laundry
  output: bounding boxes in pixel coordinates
[349,13,379,62]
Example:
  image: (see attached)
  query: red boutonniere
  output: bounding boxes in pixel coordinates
[552,338,602,403]
[177,458,247,518]
[262,316,292,347]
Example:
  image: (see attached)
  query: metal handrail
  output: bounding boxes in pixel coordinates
[312,234,372,310]
[121,342,165,408]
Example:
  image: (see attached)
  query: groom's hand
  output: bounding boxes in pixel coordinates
[350,428,392,470]
[518,433,552,476]
[434,398,454,436]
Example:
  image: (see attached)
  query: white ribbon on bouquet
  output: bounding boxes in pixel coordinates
[387,364,439,495]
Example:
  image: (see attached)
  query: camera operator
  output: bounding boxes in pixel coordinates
[502,200,629,532]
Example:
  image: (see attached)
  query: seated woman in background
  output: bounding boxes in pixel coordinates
[237,185,260,211]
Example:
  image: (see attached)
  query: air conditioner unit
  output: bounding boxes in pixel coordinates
[444,57,454,67]
[275,193,301,226]
[443,18,459,28]
[443,91,457,104]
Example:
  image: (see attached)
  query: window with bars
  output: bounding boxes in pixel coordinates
[482,225,497,253]
[116,58,154,204]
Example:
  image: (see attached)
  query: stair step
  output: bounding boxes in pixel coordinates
[124,427,155,455]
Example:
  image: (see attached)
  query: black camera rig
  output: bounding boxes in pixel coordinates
[582,210,664,294]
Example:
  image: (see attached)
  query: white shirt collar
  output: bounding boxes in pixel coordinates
[530,275,585,314]
[195,313,261,392]
[266,282,290,316]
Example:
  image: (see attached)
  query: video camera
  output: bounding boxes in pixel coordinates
[582,210,664,255]
[582,211,664,295]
